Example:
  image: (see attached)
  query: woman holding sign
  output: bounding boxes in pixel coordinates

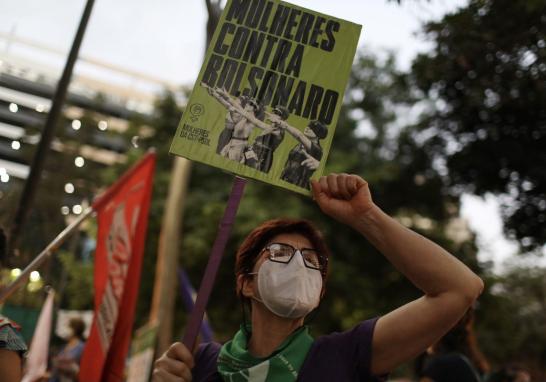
[153,173,483,381]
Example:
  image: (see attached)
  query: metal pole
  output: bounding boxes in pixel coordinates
[0,207,95,303]
[8,0,96,255]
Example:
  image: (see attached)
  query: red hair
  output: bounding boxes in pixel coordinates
[235,218,330,298]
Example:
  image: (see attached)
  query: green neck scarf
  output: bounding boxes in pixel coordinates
[217,325,314,382]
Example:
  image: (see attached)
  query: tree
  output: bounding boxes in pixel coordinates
[412,0,546,252]
[478,265,546,379]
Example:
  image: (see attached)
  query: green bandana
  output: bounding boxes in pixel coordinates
[217,325,314,382]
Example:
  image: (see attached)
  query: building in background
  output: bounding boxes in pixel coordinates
[0,30,178,227]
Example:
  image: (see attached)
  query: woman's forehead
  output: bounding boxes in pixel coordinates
[268,232,313,248]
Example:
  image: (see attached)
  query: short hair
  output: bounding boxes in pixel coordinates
[240,96,264,121]
[309,120,328,139]
[235,218,330,300]
[272,105,289,120]
[68,317,86,341]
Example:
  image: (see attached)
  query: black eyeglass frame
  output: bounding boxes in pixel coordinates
[260,242,328,274]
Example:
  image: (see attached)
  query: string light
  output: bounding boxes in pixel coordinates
[74,156,85,167]
[72,204,82,215]
[10,268,21,278]
[64,183,75,193]
[11,141,20,150]
[30,271,41,282]
[9,103,18,113]
[72,120,81,130]
[98,120,108,131]
[61,206,70,215]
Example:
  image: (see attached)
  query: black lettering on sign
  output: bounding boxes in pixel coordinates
[202,54,224,86]
[302,85,324,120]
[322,20,340,52]
[226,0,251,24]
[288,80,306,115]
[319,90,339,124]
[214,22,235,55]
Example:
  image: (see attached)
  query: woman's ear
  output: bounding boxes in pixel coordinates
[237,274,254,298]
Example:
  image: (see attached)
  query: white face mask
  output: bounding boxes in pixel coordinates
[254,251,323,318]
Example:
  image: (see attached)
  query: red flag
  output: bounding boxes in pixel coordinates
[79,152,156,382]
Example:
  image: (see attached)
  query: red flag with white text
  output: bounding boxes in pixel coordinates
[79,152,155,382]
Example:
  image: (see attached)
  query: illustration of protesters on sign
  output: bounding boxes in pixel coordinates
[203,83,267,163]
[207,86,249,155]
[169,0,362,195]
[280,120,328,189]
[245,105,289,173]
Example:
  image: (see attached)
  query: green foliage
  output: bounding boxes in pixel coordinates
[57,250,94,310]
[412,0,546,252]
[478,266,546,376]
[0,268,44,308]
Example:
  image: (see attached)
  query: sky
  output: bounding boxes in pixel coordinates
[1,0,466,89]
[1,0,542,271]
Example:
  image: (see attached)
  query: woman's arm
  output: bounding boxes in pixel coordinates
[264,112,313,150]
[202,83,236,111]
[0,349,22,382]
[311,174,484,376]
[211,90,235,111]
[236,110,274,132]
[201,83,273,133]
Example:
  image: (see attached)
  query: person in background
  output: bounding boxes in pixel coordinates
[152,173,484,382]
[416,308,490,382]
[487,365,531,382]
[0,314,28,382]
[49,317,86,382]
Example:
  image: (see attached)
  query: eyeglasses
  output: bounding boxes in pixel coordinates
[261,243,326,272]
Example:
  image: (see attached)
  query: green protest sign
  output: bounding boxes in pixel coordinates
[170,0,361,195]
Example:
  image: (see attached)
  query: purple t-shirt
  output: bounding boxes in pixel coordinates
[192,318,384,382]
